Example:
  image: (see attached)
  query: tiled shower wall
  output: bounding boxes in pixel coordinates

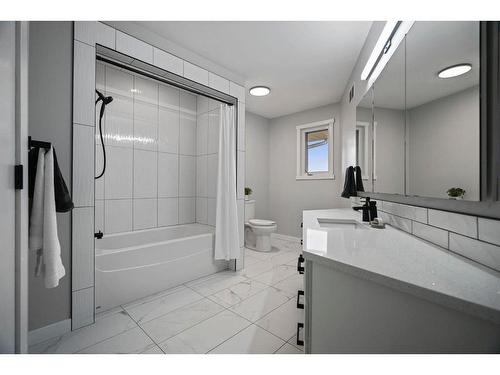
[94,62,199,234]
[377,200,500,273]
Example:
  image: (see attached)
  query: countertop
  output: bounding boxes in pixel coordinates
[302,208,500,325]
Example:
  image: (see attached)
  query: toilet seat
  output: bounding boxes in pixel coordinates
[248,219,276,226]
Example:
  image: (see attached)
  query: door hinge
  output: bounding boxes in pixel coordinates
[15,165,23,190]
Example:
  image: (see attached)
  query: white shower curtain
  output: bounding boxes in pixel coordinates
[214,104,240,260]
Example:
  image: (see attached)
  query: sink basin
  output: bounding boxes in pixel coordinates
[317,218,369,230]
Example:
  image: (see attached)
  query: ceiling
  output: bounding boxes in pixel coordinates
[365,21,479,111]
[134,21,372,118]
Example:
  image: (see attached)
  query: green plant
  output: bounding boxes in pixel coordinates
[447,187,466,198]
[245,187,253,196]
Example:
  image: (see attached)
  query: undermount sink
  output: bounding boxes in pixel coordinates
[317,218,369,230]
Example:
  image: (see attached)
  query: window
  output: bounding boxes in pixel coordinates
[356,121,369,180]
[296,120,334,180]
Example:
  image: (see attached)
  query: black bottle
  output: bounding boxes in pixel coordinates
[362,197,371,222]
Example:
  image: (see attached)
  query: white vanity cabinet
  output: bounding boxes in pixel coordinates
[302,209,500,353]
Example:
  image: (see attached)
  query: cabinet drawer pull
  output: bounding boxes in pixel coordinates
[297,254,305,274]
[296,322,304,346]
[296,290,304,309]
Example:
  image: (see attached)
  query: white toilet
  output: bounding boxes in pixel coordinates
[244,199,277,252]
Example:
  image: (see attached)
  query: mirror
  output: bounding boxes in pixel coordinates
[359,21,480,201]
[405,21,480,201]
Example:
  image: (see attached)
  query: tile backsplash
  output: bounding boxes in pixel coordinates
[377,200,500,273]
[95,62,221,234]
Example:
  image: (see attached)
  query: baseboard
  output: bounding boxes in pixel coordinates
[271,233,301,243]
[28,319,71,346]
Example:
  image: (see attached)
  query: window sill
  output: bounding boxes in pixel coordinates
[296,174,335,181]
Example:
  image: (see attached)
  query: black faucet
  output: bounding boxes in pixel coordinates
[361,197,378,222]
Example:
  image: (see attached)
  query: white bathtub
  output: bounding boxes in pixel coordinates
[95,224,227,312]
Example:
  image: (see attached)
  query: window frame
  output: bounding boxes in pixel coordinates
[296,119,335,180]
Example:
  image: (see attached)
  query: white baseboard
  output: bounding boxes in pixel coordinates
[28,319,71,346]
[271,233,301,243]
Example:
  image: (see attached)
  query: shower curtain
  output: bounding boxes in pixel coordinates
[214,104,240,260]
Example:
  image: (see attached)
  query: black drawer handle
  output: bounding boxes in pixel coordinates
[296,322,304,346]
[296,290,304,309]
[297,254,304,274]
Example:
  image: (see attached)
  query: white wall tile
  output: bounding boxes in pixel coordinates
[180,113,196,156]
[237,199,244,248]
[159,84,179,110]
[229,82,246,103]
[180,91,197,115]
[73,124,94,207]
[105,146,133,199]
[381,201,427,223]
[197,95,209,115]
[134,76,158,105]
[153,48,183,76]
[209,99,220,111]
[106,66,133,99]
[449,233,500,272]
[179,198,196,224]
[73,41,95,126]
[197,113,208,155]
[196,197,208,224]
[237,103,245,151]
[196,155,208,197]
[72,287,95,330]
[379,211,411,233]
[95,142,104,199]
[207,198,217,226]
[237,151,245,199]
[134,101,158,151]
[209,72,230,94]
[207,154,218,198]
[478,217,500,247]
[158,107,179,154]
[74,21,115,49]
[104,95,134,148]
[105,199,133,234]
[428,209,477,238]
[208,109,220,154]
[134,199,158,230]
[116,31,153,64]
[183,61,209,86]
[158,198,178,226]
[412,221,448,249]
[95,200,104,232]
[72,207,94,291]
[134,150,158,198]
[179,155,196,197]
[158,152,178,198]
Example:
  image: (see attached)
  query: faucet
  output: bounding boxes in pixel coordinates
[361,197,378,222]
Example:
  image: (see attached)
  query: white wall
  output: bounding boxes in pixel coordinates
[245,112,270,219]
[408,86,480,200]
[268,104,345,238]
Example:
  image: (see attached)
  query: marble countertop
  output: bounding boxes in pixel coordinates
[302,208,500,324]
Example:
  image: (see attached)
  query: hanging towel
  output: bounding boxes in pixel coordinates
[29,147,73,214]
[341,166,357,198]
[29,148,46,276]
[214,104,240,261]
[355,166,365,192]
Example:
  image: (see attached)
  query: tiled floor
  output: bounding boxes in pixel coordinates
[29,237,304,354]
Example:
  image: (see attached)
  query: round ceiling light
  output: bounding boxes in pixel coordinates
[438,64,472,79]
[249,86,271,96]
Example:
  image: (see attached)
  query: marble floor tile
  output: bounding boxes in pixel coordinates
[160,310,250,354]
[251,264,297,286]
[185,271,248,296]
[229,287,289,322]
[245,247,280,261]
[243,254,262,267]
[208,324,285,354]
[140,298,224,343]
[123,285,203,324]
[255,299,304,341]
[273,273,304,298]
[275,342,303,354]
[78,326,155,354]
[29,310,137,354]
[140,344,164,354]
[268,252,299,267]
[237,259,274,278]
[287,334,304,351]
[207,279,269,308]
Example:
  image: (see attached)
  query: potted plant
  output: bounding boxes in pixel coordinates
[245,187,253,200]
[447,187,466,200]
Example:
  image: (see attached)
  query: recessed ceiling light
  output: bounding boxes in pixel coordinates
[249,86,270,97]
[438,64,472,79]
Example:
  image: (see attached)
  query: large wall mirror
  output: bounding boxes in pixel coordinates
[356,21,480,202]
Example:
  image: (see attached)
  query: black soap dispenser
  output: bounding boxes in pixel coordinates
[362,197,371,222]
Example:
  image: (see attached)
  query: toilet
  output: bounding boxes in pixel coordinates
[244,199,277,252]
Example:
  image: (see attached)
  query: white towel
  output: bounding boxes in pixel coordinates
[29,147,66,288]
[42,147,66,288]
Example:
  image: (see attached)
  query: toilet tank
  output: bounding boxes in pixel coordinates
[244,200,255,222]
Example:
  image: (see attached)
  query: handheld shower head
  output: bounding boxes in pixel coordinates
[95,89,113,105]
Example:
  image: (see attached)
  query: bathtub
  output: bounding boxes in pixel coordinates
[95,223,227,312]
